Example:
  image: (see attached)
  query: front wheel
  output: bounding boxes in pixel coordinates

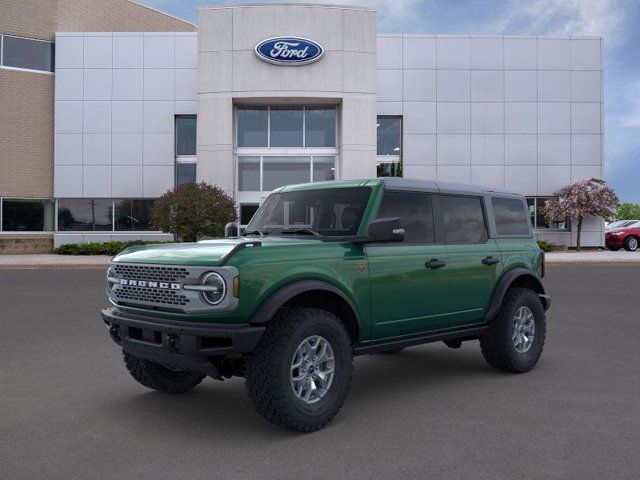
[245,307,353,432]
[624,236,638,251]
[123,352,205,393]
[479,287,546,373]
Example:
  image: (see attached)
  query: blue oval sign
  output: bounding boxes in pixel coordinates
[255,37,324,66]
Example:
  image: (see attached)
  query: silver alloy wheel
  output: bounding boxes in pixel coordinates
[629,237,638,250]
[290,335,335,404]
[512,306,535,353]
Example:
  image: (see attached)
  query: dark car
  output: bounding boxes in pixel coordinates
[605,222,640,251]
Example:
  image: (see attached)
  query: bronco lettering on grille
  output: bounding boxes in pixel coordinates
[119,279,181,290]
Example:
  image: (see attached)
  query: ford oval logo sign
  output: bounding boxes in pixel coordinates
[255,37,324,66]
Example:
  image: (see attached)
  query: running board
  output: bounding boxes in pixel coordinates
[353,325,488,356]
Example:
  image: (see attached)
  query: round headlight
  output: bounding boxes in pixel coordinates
[201,272,226,305]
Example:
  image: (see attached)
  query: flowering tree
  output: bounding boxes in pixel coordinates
[151,182,236,242]
[543,179,619,250]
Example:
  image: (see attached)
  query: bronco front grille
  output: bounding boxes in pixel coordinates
[113,264,189,283]
[115,285,190,307]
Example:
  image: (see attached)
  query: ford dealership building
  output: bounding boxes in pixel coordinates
[0,2,605,250]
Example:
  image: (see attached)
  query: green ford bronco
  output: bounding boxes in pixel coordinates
[102,178,550,432]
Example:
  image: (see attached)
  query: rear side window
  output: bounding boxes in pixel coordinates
[492,197,530,235]
[376,191,434,243]
[440,195,487,244]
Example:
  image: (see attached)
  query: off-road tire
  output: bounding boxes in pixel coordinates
[624,236,638,251]
[123,351,205,393]
[479,287,546,373]
[245,307,353,432]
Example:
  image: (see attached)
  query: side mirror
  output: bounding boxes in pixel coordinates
[365,217,404,243]
[224,222,239,238]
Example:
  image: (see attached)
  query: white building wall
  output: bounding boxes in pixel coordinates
[54,31,198,199]
[377,34,604,246]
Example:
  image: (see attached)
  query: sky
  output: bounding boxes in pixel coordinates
[141,0,640,203]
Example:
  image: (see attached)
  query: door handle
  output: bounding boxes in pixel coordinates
[425,258,446,269]
[482,256,500,266]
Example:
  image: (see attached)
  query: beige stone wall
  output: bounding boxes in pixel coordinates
[0,0,195,199]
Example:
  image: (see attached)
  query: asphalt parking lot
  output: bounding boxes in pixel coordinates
[1,266,639,480]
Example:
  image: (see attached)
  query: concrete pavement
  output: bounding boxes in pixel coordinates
[1,265,639,479]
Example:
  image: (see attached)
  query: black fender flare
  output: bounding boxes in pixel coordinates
[485,268,548,322]
[248,280,361,335]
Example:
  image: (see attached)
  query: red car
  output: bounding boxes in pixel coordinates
[606,222,640,251]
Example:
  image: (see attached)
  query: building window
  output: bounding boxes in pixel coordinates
[237,107,268,147]
[526,197,569,230]
[1,35,54,73]
[377,116,402,178]
[236,106,337,148]
[57,199,112,231]
[1,199,54,231]
[239,204,259,226]
[175,116,197,186]
[238,156,336,192]
[114,199,155,231]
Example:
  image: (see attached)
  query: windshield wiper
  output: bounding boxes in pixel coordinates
[281,228,322,237]
[243,229,267,237]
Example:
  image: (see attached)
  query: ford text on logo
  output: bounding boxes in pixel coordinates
[254,37,324,65]
[119,278,181,290]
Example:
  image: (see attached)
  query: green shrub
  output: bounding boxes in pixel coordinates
[54,240,166,256]
[536,240,557,252]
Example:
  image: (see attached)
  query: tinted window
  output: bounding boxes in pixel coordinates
[492,197,530,235]
[246,187,371,237]
[2,199,54,231]
[175,116,196,155]
[377,117,402,156]
[238,156,260,191]
[312,157,335,182]
[57,199,112,231]
[270,107,303,147]
[2,36,54,72]
[114,199,154,231]
[240,204,259,225]
[176,163,196,186]
[441,195,487,243]
[237,107,268,147]
[305,107,336,147]
[262,156,310,191]
[376,191,434,243]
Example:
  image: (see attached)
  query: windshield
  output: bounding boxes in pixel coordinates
[245,187,372,237]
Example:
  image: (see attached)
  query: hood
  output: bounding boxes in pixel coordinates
[112,236,321,266]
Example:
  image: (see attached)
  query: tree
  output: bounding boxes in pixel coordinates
[543,178,619,251]
[151,182,236,242]
[616,202,640,220]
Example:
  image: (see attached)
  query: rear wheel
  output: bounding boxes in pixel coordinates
[245,307,353,432]
[123,351,205,393]
[479,287,546,373]
[624,236,638,251]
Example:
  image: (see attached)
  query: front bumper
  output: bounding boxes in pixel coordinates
[605,235,624,248]
[101,307,265,377]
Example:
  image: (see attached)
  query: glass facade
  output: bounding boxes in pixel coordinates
[237,107,268,147]
[1,35,54,73]
[236,106,337,148]
[376,116,402,178]
[1,199,54,231]
[57,199,112,231]
[114,199,155,231]
[238,156,336,192]
[270,107,304,147]
[527,197,569,230]
[175,116,197,186]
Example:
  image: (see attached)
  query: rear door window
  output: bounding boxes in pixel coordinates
[440,195,487,244]
[376,191,434,243]
[492,197,530,235]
